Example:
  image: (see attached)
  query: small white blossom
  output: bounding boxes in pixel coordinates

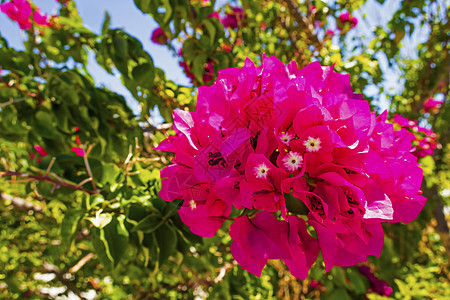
[279,132,295,146]
[254,163,270,179]
[303,136,322,152]
[189,199,197,210]
[282,151,303,171]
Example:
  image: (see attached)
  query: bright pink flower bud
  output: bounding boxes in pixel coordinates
[339,11,350,23]
[221,7,244,28]
[0,0,32,30]
[423,97,443,113]
[71,147,85,157]
[150,27,168,45]
[358,266,393,296]
[208,12,220,20]
[33,10,50,27]
[338,11,357,30]
[34,145,48,157]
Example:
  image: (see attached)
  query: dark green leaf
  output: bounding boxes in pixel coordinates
[60,209,85,248]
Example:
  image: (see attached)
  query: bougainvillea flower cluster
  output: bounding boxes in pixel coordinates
[221,7,244,29]
[29,144,48,163]
[0,0,51,30]
[338,11,358,30]
[157,56,426,278]
[358,265,393,296]
[71,126,85,157]
[150,27,168,45]
[178,48,215,84]
[392,114,440,158]
[423,97,444,114]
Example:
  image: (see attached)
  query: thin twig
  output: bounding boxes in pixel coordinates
[282,0,321,47]
[82,144,97,191]
[68,253,95,274]
[0,97,26,108]
[0,78,46,104]
[45,157,56,176]
[0,192,43,212]
[0,171,99,195]
[75,177,93,188]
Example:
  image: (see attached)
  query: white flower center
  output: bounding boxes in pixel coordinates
[254,163,270,179]
[279,132,294,146]
[282,151,303,171]
[303,136,322,152]
[189,199,197,210]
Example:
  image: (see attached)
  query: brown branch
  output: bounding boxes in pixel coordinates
[83,144,97,191]
[0,96,26,107]
[68,253,95,274]
[0,171,99,195]
[0,192,43,212]
[0,79,46,104]
[282,0,321,48]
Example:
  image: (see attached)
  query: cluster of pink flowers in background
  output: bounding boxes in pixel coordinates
[157,56,426,278]
[423,97,444,114]
[150,27,168,45]
[338,11,358,30]
[391,114,440,158]
[358,266,393,296]
[29,127,84,162]
[207,6,244,29]
[220,7,244,29]
[29,144,48,163]
[71,126,85,157]
[0,0,52,30]
[178,48,215,84]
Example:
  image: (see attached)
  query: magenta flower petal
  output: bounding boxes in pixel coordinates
[34,144,48,157]
[71,146,85,157]
[156,56,427,277]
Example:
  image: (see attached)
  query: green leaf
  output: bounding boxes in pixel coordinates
[192,53,207,83]
[347,268,369,294]
[101,11,111,35]
[60,209,85,248]
[91,226,113,271]
[202,18,217,47]
[113,35,128,58]
[57,16,94,34]
[99,163,122,185]
[154,224,177,265]
[327,288,352,300]
[92,215,129,270]
[160,0,173,25]
[132,62,155,87]
[133,0,151,14]
[34,111,62,139]
[131,214,163,233]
